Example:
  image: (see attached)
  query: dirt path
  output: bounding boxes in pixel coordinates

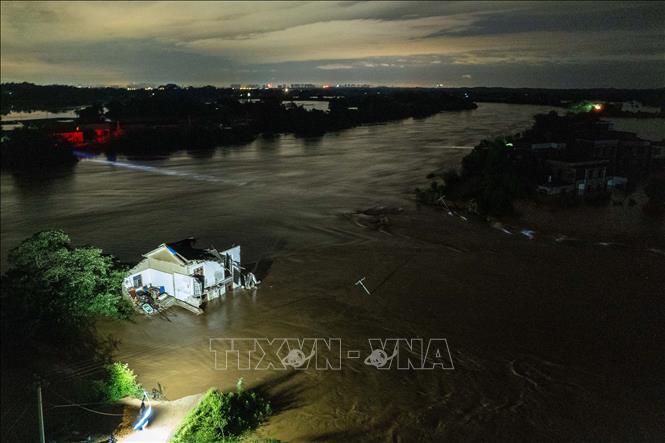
[116,394,202,443]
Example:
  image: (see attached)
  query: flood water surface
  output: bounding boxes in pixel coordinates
[1,102,561,265]
[3,103,664,441]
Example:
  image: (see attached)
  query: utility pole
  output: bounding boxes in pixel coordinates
[36,381,46,443]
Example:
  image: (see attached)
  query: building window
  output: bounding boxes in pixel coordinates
[133,274,143,288]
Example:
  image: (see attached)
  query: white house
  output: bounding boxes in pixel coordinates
[124,237,242,309]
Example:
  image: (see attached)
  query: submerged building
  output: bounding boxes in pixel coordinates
[123,237,248,313]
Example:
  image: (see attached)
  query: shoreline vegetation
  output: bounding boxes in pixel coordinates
[2,83,663,172]
[172,380,274,443]
[0,230,138,442]
[1,83,476,170]
[0,229,278,442]
[2,83,664,115]
[417,111,665,218]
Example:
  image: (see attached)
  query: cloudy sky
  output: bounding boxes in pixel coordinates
[1,1,664,88]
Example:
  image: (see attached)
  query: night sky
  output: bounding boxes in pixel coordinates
[1,1,664,88]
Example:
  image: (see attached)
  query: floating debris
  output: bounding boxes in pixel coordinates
[491,222,512,235]
[554,234,569,243]
[648,248,665,257]
[346,206,399,231]
[355,277,371,295]
[520,229,536,240]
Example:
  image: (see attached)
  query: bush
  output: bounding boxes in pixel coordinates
[173,380,272,443]
[102,362,143,401]
[5,230,132,329]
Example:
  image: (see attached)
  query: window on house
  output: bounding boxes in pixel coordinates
[133,274,143,288]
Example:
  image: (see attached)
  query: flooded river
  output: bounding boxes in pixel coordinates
[1,102,565,266]
[2,103,664,441]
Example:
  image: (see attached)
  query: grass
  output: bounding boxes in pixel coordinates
[172,379,273,443]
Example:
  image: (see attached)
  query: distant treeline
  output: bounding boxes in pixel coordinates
[1,84,477,163]
[441,87,665,109]
[3,82,664,114]
[103,89,476,152]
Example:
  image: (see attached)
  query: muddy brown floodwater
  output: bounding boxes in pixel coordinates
[3,103,664,441]
[96,208,665,442]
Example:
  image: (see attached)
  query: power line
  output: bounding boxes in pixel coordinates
[47,389,125,417]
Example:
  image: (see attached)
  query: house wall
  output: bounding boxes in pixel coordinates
[124,268,175,295]
[145,256,187,274]
[173,273,195,300]
[225,246,241,265]
[224,246,242,287]
[147,269,175,294]
[202,261,226,288]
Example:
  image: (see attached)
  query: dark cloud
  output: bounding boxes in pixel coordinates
[425,2,665,38]
[1,1,663,87]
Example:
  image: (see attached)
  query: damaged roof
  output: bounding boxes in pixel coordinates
[166,237,215,261]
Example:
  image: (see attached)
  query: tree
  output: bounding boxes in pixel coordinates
[1,231,134,442]
[4,230,131,339]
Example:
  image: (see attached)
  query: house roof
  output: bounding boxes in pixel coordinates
[165,237,214,262]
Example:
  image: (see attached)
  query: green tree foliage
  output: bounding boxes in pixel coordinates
[101,362,143,401]
[173,382,272,443]
[3,230,131,341]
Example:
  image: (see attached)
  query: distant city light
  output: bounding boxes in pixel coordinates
[593,104,603,111]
